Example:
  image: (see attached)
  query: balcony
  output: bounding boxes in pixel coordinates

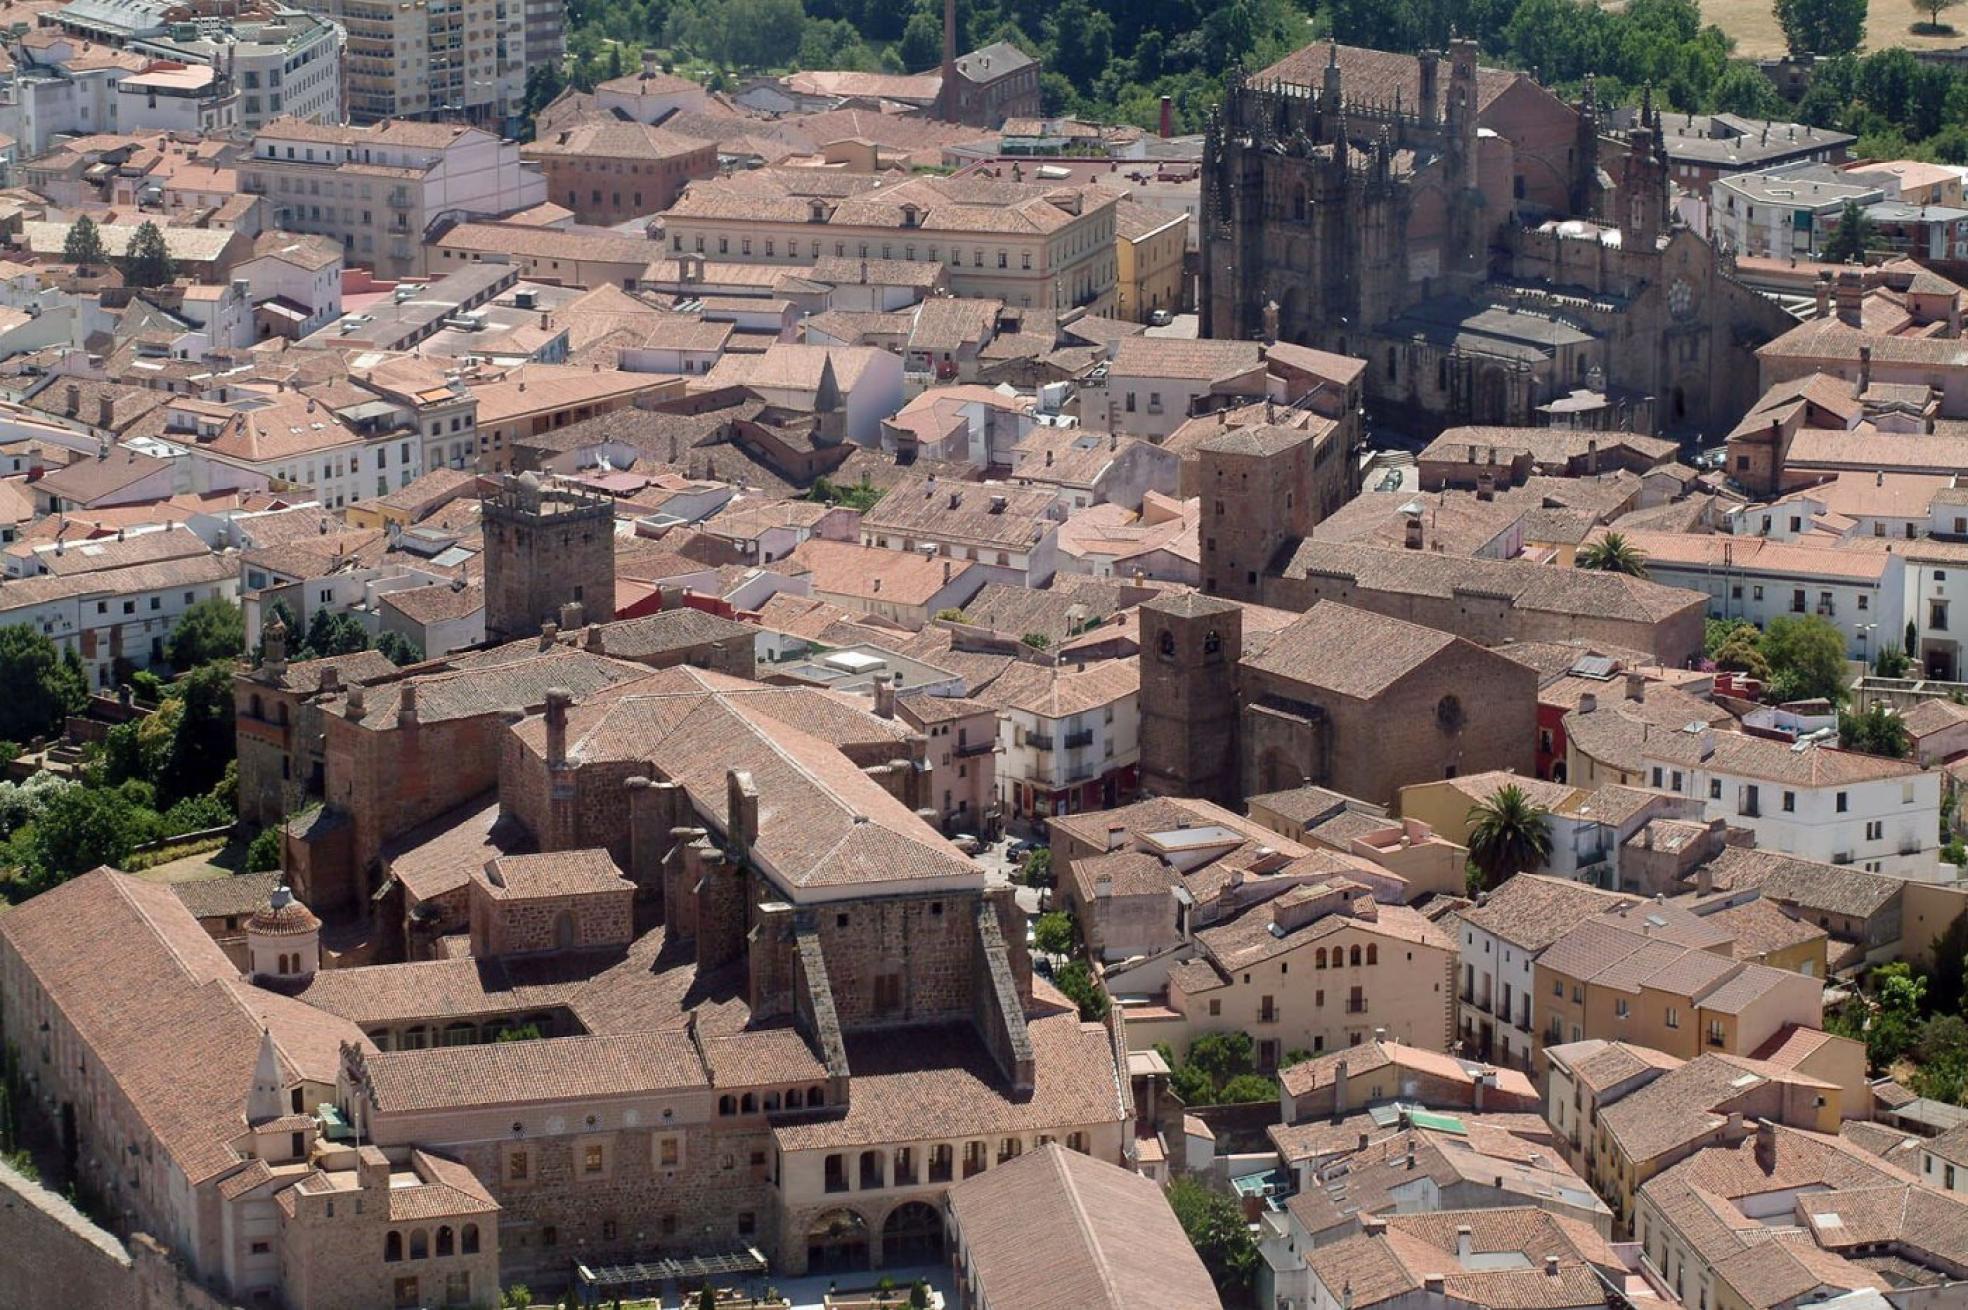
[1345,998,1368,1015]
[1025,733,1055,752]
[1063,728,1094,749]
[956,739,994,758]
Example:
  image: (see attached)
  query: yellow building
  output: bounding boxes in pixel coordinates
[1397,771,1583,848]
[1113,199,1186,323]
[1533,909,1824,1078]
[1123,878,1458,1070]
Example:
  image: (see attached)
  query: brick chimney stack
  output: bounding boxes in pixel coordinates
[1159,95,1174,138]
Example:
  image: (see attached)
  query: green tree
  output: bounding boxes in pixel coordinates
[1464,784,1554,891]
[247,825,284,873]
[20,784,148,886]
[1774,0,1867,56]
[1576,531,1650,578]
[1033,909,1077,956]
[698,1283,717,1310]
[122,221,175,289]
[1706,618,1758,658]
[1217,1073,1280,1103]
[1709,61,1790,116]
[302,608,371,658]
[1053,959,1109,1021]
[375,631,424,666]
[1838,702,1911,758]
[1186,1031,1257,1087]
[1018,846,1053,887]
[1166,1177,1259,1304]
[1930,911,1968,1014]
[1762,614,1849,703]
[62,215,109,270]
[1863,962,1928,1072]
[0,626,88,744]
[523,60,566,121]
[899,7,943,70]
[164,662,237,801]
[910,1281,931,1310]
[167,598,245,670]
[1821,199,1877,264]
[1020,633,1050,650]
[1713,631,1772,681]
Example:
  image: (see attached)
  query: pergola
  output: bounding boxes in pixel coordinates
[572,1249,772,1306]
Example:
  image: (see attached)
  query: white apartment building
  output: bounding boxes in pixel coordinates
[235,231,344,338]
[49,0,342,130]
[858,476,1061,589]
[1906,542,1968,681]
[161,392,425,509]
[0,551,239,687]
[660,171,1119,313]
[1710,167,1884,260]
[239,118,546,276]
[1455,875,1627,1074]
[113,61,239,134]
[985,658,1140,821]
[1637,724,1940,879]
[0,43,133,155]
[1609,529,1907,661]
[302,0,520,125]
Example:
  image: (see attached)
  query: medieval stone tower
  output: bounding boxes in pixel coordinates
[1139,592,1244,806]
[482,473,616,644]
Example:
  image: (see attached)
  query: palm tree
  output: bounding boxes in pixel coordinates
[1577,531,1650,578]
[1465,784,1554,893]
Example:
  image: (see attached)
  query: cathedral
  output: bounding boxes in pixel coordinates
[1200,40,1794,438]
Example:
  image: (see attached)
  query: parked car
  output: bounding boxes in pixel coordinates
[1148,309,1173,326]
[951,833,982,854]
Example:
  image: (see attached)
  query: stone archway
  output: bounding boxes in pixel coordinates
[881,1201,943,1266]
[806,1209,870,1275]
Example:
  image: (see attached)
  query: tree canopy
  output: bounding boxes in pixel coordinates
[166,598,245,671]
[1774,0,1866,57]
[1465,783,1553,892]
[1762,614,1850,704]
[62,216,108,269]
[0,627,88,745]
[1167,1177,1260,1304]
[122,221,176,289]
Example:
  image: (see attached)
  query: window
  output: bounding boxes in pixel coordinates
[1665,1007,1679,1028]
[506,1150,528,1182]
[1782,790,1796,812]
[1866,820,1884,841]
[1836,791,1848,813]
[583,1143,604,1174]
[1616,999,1630,1019]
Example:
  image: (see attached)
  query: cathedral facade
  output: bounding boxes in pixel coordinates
[1200,40,1794,438]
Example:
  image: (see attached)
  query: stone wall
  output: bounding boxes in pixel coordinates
[0,1159,235,1310]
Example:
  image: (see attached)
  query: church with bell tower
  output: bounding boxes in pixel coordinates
[1200,37,1793,437]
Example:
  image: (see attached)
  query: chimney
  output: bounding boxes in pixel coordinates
[539,310,550,331]
[942,559,952,583]
[1455,1225,1472,1262]
[1358,1132,1370,1151]
[1159,94,1174,138]
[585,623,606,654]
[397,680,418,727]
[1726,1109,1745,1138]
[1473,1069,1487,1112]
[97,394,113,429]
[545,686,572,767]
[345,684,367,719]
[1544,1257,1561,1278]
[1625,672,1645,702]
[559,600,584,631]
[318,664,341,694]
[1697,862,1713,896]
[1584,437,1598,474]
[1476,470,1496,502]
[1857,343,1873,397]
[1333,1059,1349,1115]
[1755,1118,1776,1166]
[1424,1276,1446,1294]
[1815,272,1832,320]
[1404,516,1424,550]
[1835,270,1863,327]
[66,383,80,418]
[1578,691,1597,715]
[727,767,759,852]
[872,672,895,719]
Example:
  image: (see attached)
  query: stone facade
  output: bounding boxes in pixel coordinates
[1140,594,1538,809]
[482,476,616,644]
[1200,41,1793,437]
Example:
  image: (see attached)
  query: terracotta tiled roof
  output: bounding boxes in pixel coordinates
[361,1031,708,1111]
[1257,41,1524,112]
[771,1005,1125,1152]
[946,1143,1224,1310]
[1456,874,1631,952]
